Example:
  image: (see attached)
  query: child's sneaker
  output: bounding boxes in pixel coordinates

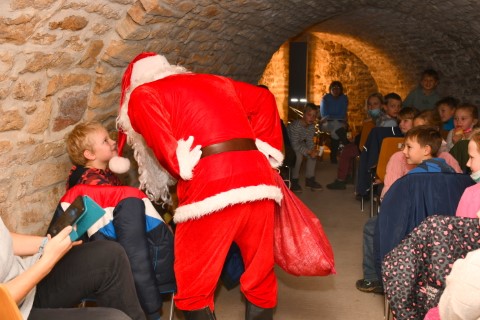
[305,177,323,191]
[326,179,346,190]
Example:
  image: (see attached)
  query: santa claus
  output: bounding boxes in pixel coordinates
[113,52,284,319]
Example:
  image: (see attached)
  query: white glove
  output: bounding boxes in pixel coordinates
[176,136,202,180]
[255,138,284,168]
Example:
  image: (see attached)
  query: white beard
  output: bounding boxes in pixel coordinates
[116,54,189,204]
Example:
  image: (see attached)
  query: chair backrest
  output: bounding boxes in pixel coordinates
[358,120,375,151]
[376,137,405,182]
[358,120,376,151]
[0,285,22,320]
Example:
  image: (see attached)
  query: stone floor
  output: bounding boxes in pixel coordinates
[166,159,385,320]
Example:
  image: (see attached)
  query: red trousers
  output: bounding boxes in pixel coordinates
[337,143,360,180]
[173,200,277,311]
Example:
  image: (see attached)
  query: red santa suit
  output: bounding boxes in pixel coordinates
[115,53,284,313]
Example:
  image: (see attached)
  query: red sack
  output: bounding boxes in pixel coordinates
[273,172,336,276]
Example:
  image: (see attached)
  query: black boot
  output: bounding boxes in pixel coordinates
[305,177,323,191]
[290,178,302,193]
[245,301,274,320]
[183,307,217,320]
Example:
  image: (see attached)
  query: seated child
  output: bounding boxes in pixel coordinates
[327,93,406,190]
[65,121,167,320]
[66,122,122,189]
[436,96,458,134]
[402,125,455,174]
[356,126,455,294]
[384,131,480,319]
[287,102,323,192]
[446,103,479,151]
[454,129,480,218]
[327,92,384,190]
[376,92,402,127]
[422,129,480,319]
[439,248,480,320]
[403,68,441,111]
[354,92,405,198]
[381,110,462,199]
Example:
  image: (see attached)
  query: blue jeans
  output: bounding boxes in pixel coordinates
[362,216,378,281]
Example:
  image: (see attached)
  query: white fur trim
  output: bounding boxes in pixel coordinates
[117,100,176,204]
[255,139,284,168]
[176,136,202,180]
[173,185,282,223]
[130,55,185,92]
[116,54,188,203]
[109,156,131,174]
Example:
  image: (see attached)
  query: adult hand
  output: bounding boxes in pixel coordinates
[42,226,81,270]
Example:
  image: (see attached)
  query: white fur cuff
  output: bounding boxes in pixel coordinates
[176,136,202,180]
[255,139,284,168]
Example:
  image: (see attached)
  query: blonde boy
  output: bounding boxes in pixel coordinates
[65,122,122,189]
[65,121,167,318]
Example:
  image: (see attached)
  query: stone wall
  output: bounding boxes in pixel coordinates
[259,43,289,122]
[2,0,480,234]
[307,35,379,129]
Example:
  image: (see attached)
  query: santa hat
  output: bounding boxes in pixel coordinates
[109,52,158,174]
[111,52,187,203]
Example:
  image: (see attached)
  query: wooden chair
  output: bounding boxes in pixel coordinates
[0,284,22,320]
[355,120,376,211]
[358,120,376,152]
[369,137,404,217]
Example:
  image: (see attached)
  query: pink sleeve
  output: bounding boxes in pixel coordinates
[381,151,410,199]
[455,186,479,218]
[438,152,462,173]
[423,307,441,320]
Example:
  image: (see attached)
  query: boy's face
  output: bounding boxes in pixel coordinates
[398,118,413,134]
[466,139,480,173]
[303,109,318,125]
[420,75,438,92]
[437,104,455,122]
[402,137,431,165]
[383,99,401,118]
[85,128,117,167]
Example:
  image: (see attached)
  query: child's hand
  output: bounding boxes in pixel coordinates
[452,133,463,144]
[308,149,318,158]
